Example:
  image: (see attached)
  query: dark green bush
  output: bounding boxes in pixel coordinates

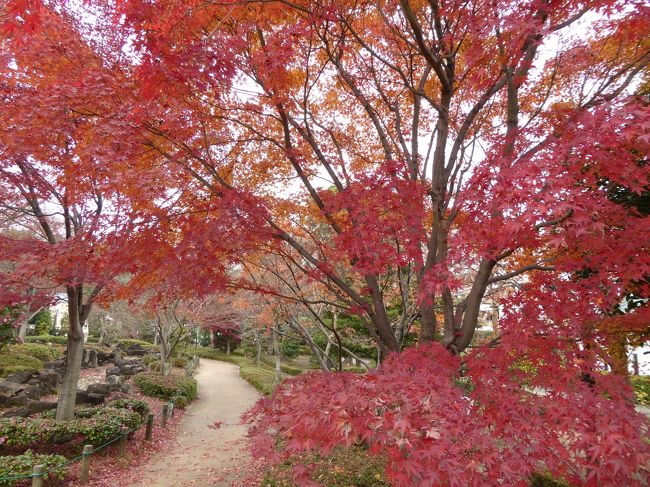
[133,372,197,402]
[280,338,303,359]
[0,450,68,486]
[24,335,68,346]
[630,375,650,405]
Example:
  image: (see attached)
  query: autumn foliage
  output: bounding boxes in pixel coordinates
[1,0,650,483]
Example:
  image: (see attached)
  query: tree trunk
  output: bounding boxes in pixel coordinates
[256,334,262,367]
[17,318,28,341]
[56,288,84,421]
[226,337,231,356]
[272,327,281,381]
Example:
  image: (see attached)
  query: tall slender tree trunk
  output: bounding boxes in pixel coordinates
[226,337,231,355]
[256,333,262,367]
[56,287,84,421]
[272,327,281,381]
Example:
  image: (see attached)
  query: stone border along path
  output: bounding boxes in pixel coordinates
[127,359,261,486]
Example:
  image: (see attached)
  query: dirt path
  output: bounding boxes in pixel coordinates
[127,359,260,487]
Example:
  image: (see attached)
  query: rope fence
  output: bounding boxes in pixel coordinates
[0,355,199,486]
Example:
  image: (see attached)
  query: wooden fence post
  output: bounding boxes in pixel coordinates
[119,427,129,457]
[161,405,168,428]
[145,414,153,441]
[169,401,174,417]
[31,465,44,487]
[79,445,93,484]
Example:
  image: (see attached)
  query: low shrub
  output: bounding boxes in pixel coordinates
[631,375,650,405]
[240,366,277,395]
[0,353,43,379]
[172,357,188,368]
[107,398,150,418]
[192,347,244,364]
[133,372,197,403]
[116,339,157,351]
[260,357,303,376]
[0,450,68,486]
[0,407,141,453]
[24,335,68,346]
[8,343,63,363]
[171,394,189,408]
[142,354,159,366]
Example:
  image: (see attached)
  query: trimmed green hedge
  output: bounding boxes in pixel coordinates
[0,407,142,453]
[0,450,68,486]
[24,335,68,345]
[631,375,650,405]
[117,339,157,351]
[133,372,197,407]
[240,366,277,395]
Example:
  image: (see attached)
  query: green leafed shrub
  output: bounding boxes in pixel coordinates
[142,354,159,366]
[0,407,141,452]
[240,366,277,396]
[171,394,189,408]
[172,357,188,368]
[107,398,150,418]
[0,450,68,486]
[280,338,303,359]
[630,375,650,405]
[133,372,197,403]
[24,335,68,346]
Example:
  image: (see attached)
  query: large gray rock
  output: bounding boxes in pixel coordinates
[5,370,34,384]
[2,400,57,418]
[86,383,111,396]
[23,382,52,400]
[120,383,132,394]
[0,381,23,395]
[106,374,123,386]
[106,366,120,378]
[0,393,28,408]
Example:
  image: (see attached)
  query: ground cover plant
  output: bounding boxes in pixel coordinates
[132,372,197,405]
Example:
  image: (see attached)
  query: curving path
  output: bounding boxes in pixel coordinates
[128,359,260,487]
